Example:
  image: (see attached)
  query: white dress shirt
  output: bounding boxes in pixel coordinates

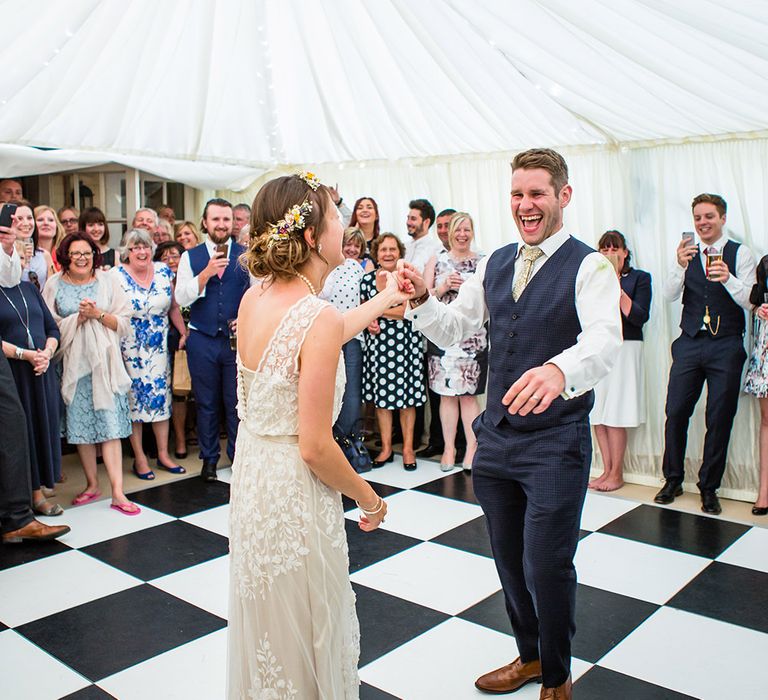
[404,234,444,274]
[175,236,233,308]
[0,245,22,287]
[662,235,756,311]
[406,228,622,399]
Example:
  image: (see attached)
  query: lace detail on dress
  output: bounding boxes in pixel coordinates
[247,635,298,699]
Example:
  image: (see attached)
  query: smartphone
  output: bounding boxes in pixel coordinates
[0,203,17,229]
[682,231,695,246]
[216,243,228,257]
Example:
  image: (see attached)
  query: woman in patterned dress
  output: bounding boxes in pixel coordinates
[115,229,187,479]
[424,213,487,471]
[744,255,768,515]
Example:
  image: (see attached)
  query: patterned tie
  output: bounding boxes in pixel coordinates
[512,245,544,301]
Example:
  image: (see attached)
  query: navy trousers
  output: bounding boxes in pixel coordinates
[186,330,238,465]
[335,339,363,437]
[662,332,746,491]
[472,416,591,688]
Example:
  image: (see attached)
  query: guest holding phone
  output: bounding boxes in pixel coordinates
[590,231,651,491]
[10,203,54,289]
[744,256,768,515]
[175,199,250,481]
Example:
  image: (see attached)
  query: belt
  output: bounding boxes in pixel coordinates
[245,429,298,445]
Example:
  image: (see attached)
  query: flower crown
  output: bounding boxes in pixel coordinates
[267,200,314,246]
[297,170,321,191]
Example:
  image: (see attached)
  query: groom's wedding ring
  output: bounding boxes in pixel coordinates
[530,394,542,402]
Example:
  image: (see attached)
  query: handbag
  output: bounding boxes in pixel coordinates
[172,349,192,396]
[333,426,372,474]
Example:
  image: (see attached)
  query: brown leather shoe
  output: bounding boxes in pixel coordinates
[475,656,542,693]
[2,519,71,544]
[539,674,572,699]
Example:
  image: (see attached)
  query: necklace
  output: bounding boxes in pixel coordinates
[0,286,35,349]
[129,263,153,288]
[296,272,317,296]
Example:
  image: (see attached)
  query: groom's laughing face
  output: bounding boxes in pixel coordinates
[510,168,571,246]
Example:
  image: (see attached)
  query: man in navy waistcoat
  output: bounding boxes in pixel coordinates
[402,149,621,699]
[175,198,250,482]
[655,193,756,514]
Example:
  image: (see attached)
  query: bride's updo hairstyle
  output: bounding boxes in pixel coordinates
[244,173,332,281]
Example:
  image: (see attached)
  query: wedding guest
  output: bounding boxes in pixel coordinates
[405,198,442,274]
[35,205,66,271]
[0,179,23,203]
[79,206,115,269]
[132,208,158,234]
[343,227,375,272]
[0,279,63,515]
[153,218,173,245]
[362,233,426,470]
[11,202,54,289]
[590,231,652,491]
[115,229,187,479]
[232,203,251,240]
[744,256,768,515]
[174,220,201,250]
[157,204,175,226]
[424,212,487,472]
[435,208,457,250]
[349,196,380,251]
[57,206,80,236]
[43,233,139,515]
[657,194,755,515]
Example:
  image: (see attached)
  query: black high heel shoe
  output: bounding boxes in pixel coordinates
[372,453,394,468]
[752,505,768,516]
[403,460,417,471]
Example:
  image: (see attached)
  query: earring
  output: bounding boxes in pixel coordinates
[318,243,323,254]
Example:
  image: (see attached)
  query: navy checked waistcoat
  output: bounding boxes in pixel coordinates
[483,237,594,432]
[187,242,250,337]
[680,240,744,338]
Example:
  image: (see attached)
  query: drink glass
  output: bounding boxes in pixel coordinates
[227,319,237,352]
[706,251,723,278]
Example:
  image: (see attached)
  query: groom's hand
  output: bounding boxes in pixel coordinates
[502,363,565,416]
[397,260,425,298]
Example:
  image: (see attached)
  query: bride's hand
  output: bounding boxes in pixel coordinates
[358,498,387,532]
[383,270,414,303]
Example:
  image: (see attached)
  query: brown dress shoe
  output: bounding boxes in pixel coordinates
[2,519,71,544]
[539,674,572,699]
[475,656,542,693]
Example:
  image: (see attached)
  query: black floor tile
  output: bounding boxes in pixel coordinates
[598,504,749,558]
[431,515,493,558]
[0,538,71,571]
[414,471,478,504]
[575,666,697,699]
[346,520,421,573]
[457,590,513,636]
[353,583,449,666]
[81,520,229,580]
[667,561,768,633]
[573,584,658,663]
[360,682,401,699]
[578,529,591,541]
[17,584,225,681]
[60,685,118,699]
[130,478,230,517]
[342,483,402,513]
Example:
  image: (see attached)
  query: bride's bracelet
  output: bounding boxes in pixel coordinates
[355,496,384,515]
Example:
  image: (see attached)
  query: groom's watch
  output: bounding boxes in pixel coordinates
[409,290,431,309]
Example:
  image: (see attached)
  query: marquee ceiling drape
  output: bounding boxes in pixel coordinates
[0,0,767,188]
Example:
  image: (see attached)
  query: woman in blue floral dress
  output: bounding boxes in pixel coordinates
[115,229,188,479]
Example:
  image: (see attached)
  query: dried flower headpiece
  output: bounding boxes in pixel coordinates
[297,170,321,191]
[267,200,314,246]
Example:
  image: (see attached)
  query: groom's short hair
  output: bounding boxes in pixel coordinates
[511,148,569,193]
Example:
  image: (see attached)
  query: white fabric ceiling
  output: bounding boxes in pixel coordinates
[1,0,767,188]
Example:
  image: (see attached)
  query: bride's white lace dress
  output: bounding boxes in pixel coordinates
[227,295,360,699]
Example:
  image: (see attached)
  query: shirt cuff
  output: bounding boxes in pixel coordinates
[405,294,438,325]
[545,356,584,400]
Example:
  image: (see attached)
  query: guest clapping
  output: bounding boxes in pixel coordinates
[362,233,426,470]
[424,213,487,472]
[43,233,139,515]
[116,230,187,479]
[590,231,652,491]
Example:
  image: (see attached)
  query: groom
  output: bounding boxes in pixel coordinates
[401,148,621,699]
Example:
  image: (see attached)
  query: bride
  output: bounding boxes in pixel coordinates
[228,172,410,699]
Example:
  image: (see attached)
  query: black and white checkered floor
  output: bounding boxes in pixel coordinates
[2,456,767,699]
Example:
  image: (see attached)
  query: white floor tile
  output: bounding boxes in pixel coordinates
[182,504,230,537]
[350,542,500,615]
[600,607,768,700]
[0,550,140,627]
[579,493,641,532]
[574,533,710,604]
[151,555,229,620]
[99,629,227,700]
[216,467,232,484]
[46,500,175,548]
[716,527,768,574]
[360,617,591,700]
[0,629,89,699]
[363,454,457,489]
[346,489,482,541]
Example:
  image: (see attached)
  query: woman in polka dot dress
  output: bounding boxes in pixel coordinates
[361,233,426,470]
